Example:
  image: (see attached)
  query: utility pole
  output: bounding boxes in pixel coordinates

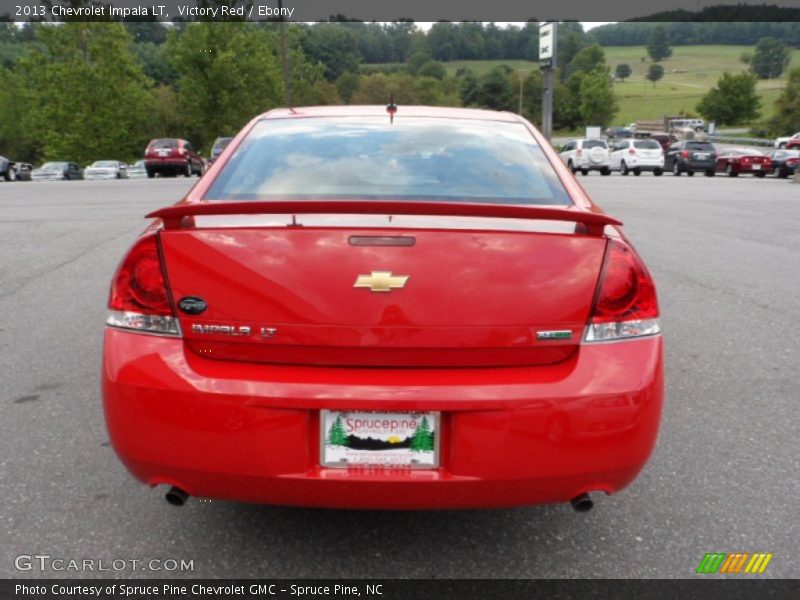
[539,22,557,142]
[278,0,292,107]
[518,69,526,115]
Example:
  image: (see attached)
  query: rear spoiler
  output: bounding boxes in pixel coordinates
[147,201,621,235]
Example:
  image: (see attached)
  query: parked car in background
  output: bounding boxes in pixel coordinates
[669,118,705,132]
[559,139,611,175]
[31,162,82,181]
[209,137,233,164]
[126,160,147,179]
[786,138,800,151]
[144,139,204,178]
[609,139,664,176]
[665,141,717,176]
[715,148,772,178]
[716,148,773,178]
[84,160,128,180]
[0,155,17,181]
[634,132,678,154]
[774,132,800,148]
[15,163,32,181]
[605,127,634,140]
[769,149,800,178]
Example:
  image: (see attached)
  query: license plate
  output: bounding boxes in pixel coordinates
[157,149,170,156]
[695,153,709,160]
[320,410,439,468]
[752,164,761,170]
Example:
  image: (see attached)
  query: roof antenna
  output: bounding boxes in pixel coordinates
[386,94,397,124]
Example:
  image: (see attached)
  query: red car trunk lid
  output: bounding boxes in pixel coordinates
[158,223,607,367]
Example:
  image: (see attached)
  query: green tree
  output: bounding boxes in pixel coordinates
[336,71,360,104]
[646,63,665,87]
[579,68,618,127]
[169,23,282,150]
[326,416,347,447]
[750,37,790,80]
[697,71,761,126]
[614,63,632,82]
[299,23,361,81]
[766,67,800,135]
[475,66,515,111]
[519,70,543,125]
[458,69,481,107]
[416,60,447,80]
[407,50,433,75]
[410,417,434,452]
[15,22,154,164]
[556,23,589,80]
[647,25,672,62]
[567,43,606,78]
[553,73,585,131]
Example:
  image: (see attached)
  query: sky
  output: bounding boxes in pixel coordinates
[414,22,616,31]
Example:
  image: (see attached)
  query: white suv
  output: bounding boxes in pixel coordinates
[559,139,611,176]
[670,118,705,132]
[609,139,665,176]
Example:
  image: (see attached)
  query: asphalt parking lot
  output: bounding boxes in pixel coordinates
[1,175,798,579]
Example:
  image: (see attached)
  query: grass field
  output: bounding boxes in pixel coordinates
[372,45,797,124]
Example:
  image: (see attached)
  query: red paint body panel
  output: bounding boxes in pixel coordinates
[159,227,607,367]
[102,329,663,509]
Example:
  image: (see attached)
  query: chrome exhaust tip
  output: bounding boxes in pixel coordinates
[165,486,189,507]
[570,493,594,513]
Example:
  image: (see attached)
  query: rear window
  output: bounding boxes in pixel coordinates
[686,142,714,151]
[582,140,607,149]
[634,140,661,150]
[150,139,178,149]
[204,117,572,206]
[212,137,233,152]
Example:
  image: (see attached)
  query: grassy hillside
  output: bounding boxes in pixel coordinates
[372,45,797,124]
[604,45,797,123]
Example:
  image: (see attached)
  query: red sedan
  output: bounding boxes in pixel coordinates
[103,106,663,511]
[716,148,772,178]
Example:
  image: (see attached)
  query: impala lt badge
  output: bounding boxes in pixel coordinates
[353,271,409,293]
[191,324,251,337]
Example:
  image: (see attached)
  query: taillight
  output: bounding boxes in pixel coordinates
[787,159,799,166]
[584,240,660,342]
[576,149,583,157]
[628,148,636,155]
[106,234,180,336]
[681,150,689,158]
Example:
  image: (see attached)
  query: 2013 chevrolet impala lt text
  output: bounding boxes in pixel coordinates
[101,106,664,511]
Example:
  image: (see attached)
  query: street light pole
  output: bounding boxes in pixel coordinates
[539,22,557,142]
[278,0,292,107]
[518,69,525,115]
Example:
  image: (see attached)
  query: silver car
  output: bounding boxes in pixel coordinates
[84,160,128,180]
[31,162,83,181]
[126,160,148,179]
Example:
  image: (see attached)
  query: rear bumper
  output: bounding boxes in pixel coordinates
[623,158,664,170]
[102,329,664,509]
[145,159,187,170]
[681,160,715,171]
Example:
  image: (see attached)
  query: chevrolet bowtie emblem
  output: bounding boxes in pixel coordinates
[353,271,409,293]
